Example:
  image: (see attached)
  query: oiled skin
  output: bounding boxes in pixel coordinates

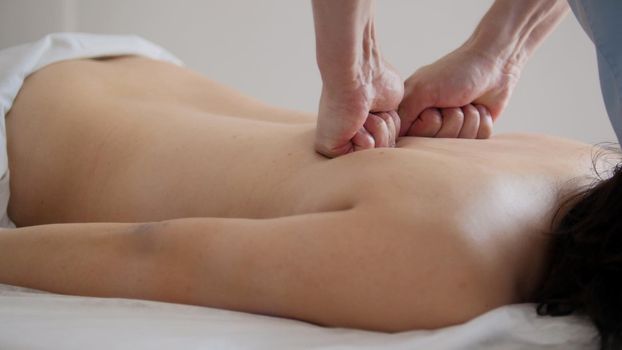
[1,56,601,331]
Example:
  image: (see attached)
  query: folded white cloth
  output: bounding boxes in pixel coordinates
[0,32,182,228]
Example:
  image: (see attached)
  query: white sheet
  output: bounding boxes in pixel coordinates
[0,283,598,349]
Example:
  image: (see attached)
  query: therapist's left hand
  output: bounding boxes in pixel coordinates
[398,45,518,138]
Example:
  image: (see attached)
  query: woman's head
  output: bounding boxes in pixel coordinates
[535,149,622,350]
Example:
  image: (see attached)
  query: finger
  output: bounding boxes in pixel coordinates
[475,104,494,139]
[436,107,464,138]
[458,104,480,139]
[398,80,430,137]
[388,110,401,141]
[398,102,426,137]
[377,112,397,147]
[352,127,375,151]
[314,128,357,158]
[364,113,390,148]
[406,108,442,137]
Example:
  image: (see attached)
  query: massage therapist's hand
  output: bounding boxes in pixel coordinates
[413,104,494,139]
[398,46,515,138]
[316,60,404,157]
[312,0,404,158]
[399,0,570,139]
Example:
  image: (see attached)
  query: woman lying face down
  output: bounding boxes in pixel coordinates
[0,56,620,343]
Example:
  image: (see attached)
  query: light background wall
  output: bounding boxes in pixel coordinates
[0,0,617,144]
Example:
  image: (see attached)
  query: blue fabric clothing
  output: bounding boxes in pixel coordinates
[568,0,622,144]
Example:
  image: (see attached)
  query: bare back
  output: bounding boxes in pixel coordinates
[3,56,602,329]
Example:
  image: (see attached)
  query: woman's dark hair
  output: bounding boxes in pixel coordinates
[535,146,622,350]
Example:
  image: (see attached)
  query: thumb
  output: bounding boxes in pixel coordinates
[398,93,431,137]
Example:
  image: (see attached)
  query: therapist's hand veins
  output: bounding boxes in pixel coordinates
[312,0,403,158]
[398,47,515,139]
[398,0,570,139]
[316,60,403,157]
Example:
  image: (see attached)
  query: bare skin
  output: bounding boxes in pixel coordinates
[311,0,570,155]
[0,57,601,332]
[400,0,570,136]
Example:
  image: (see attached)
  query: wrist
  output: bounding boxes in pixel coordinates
[313,0,378,88]
[463,5,531,75]
[463,0,568,76]
[321,29,382,91]
[462,31,526,78]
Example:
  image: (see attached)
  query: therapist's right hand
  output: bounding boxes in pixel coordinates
[315,59,404,158]
[312,0,404,158]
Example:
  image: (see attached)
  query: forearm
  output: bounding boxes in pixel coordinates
[311,0,378,87]
[0,220,237,306]
[0,213,363,323]
[0,222,147,297]
[466,0,569,71]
